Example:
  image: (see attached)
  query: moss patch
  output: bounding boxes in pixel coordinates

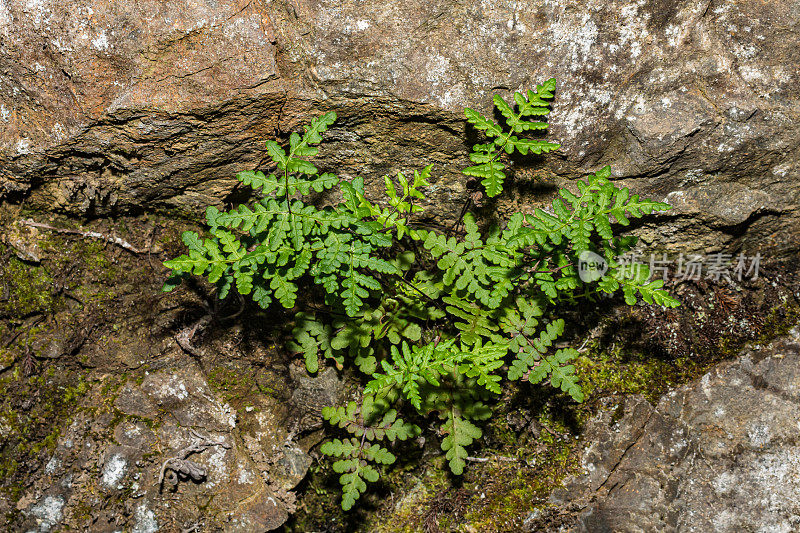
[0,246,58,319]
[0,368,88,498]
[207,364,282,415]
[576,344,699,404]
[456,414,580,532]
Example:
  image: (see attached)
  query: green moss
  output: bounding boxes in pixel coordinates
[755,297,800,345]
[80,240,112,273]
[576,344,690,404]
[458,411,580,532]
[35,230,126,308]
[206,365,274,414]
[207,366,248,393]
[486,414,517,448]
[374,458,452,532]
[62,376,89,403]
[100,373,127,398]
[70,501,95,523]
[0,247,57,318]
[0,367,89,499]
[30,427,60,454]
[575,276,800,407]
[0,348,14,370]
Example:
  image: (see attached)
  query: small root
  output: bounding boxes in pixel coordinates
[21,219,148,254]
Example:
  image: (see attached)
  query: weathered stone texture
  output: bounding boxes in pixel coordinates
[11,356,344,532]
[532,325,800,532]
[15,363,292,532]
[1,0,798,252]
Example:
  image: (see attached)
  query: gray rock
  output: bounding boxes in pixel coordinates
[100,450,129,490]
[130,503,158,533]
[15,361,292,532]
[26,495,65,533]
[272,445,314,492]
[290,366,344,431]
[532,325,800,532]
[136,366,237,432]
[112,419,156,450]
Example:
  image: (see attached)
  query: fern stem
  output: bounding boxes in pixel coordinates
[446,195,473,238]
[284,168,292,216]
[391,273,447,313]
[483,98,531,176]
[377,192,409,233]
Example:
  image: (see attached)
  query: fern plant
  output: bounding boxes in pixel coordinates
[164,78,679,509]
[320,396,420,509]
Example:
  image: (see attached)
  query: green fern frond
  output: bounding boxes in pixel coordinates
[462,160,507,198]
[321,438,390,510]
[463,78,560,197]
[464,108,503,138]
[442,296,499,345]
[366,341,455,409]
[528,348,584,402]
[457,342,506,395]
[440,411,483,475]
[321,397,419,509]
[164,86,682,511]
[508,318,566,381]
[288,312,337,372]
[600,262,680,307]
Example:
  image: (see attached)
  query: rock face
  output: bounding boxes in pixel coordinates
[532,325,800,532]
[16,364,269,532]
[2,1,800,530]
[0,218,345,531]
[1,0,798,254]
[12,358,344,532]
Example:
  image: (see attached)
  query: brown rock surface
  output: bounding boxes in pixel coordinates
[2,1,800,530]
[1,0,798,253]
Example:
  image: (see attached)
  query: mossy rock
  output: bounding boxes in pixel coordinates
[0,248,56,319]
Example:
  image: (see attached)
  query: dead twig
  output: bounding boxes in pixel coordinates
[158,429,231,491]
[465,455,522,463]
[21,219,147,254]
